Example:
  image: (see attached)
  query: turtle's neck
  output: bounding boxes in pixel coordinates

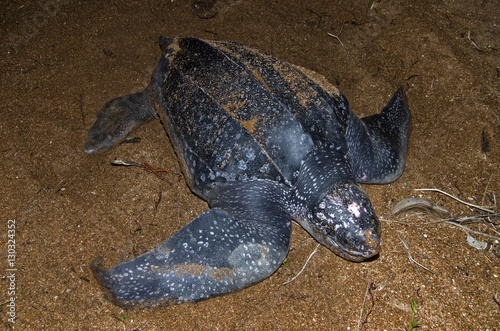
[287,144,355,222]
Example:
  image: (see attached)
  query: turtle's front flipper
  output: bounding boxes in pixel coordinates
[85,87,158,155]
[346,87,410,184]
[91,180,291,308]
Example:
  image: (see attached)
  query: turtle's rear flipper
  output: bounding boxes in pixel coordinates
[92,180,291,308]
[85,87,158,155]
[346,87,410,184]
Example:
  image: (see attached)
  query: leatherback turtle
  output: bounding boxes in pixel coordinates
[85,36,410,308]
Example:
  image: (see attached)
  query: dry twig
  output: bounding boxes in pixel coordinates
[415,188,495,214]
[357,281,376,330]
[282,244,320,285]
[327,26,345,47]
[399,234,435,275]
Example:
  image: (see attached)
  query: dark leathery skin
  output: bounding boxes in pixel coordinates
[85,37,410,308]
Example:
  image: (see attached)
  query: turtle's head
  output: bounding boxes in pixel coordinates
[85,88,157,155]
[295,181,380,262]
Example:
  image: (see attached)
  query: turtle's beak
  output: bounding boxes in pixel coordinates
[324,223,380,262]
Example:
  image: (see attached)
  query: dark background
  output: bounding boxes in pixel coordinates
[1,0,499,329]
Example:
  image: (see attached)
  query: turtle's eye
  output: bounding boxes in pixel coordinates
[311,182,380,261]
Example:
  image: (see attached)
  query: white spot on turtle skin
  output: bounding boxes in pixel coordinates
[245,148,256,161]
[238,159,247,171]
[348,202,361,218]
